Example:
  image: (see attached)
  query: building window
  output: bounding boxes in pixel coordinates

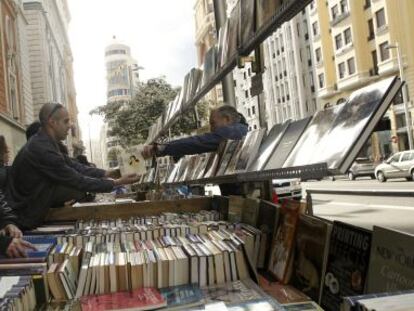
[368,19,375,40]
[335,34,343,50]
[309,73,315,89]
[331,5,339,20]
[303,20,309,40]
[310,1,315,10]
[5,16,20,120]
[248,108,251,117]
[234,80,237,87]
[243,72,247,79]
[344,27,352,45]
[105,49,127,56]
[338,62,346,79]
[252,106,256,115]
[253,124,257,130]
[340,0,348,13]
[312,21,319,36]
[347,57,356,75]
[371,50,379,75]
[364,0,371,9]
[245,90,249,97]
[376,8,386,28]
[315,48,322,63]
[318,73,325,88]
[379,41,390,61]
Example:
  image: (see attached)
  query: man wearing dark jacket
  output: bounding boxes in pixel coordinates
[0,190,35,257]
[142,106,248,196]
[7,103,138,229]
[143,106,248,160]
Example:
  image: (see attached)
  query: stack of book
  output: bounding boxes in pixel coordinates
[342,290,414,311]
[0,276,37,310]
[47,231,250,299]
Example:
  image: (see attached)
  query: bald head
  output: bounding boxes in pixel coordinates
[39,103,71,141]
[39,103,65,126]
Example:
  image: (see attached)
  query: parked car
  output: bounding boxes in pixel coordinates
[375,150,414,182]
[273,178,302,200]
[347,157,376,180]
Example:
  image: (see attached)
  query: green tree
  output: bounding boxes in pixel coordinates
[93,77,208,147]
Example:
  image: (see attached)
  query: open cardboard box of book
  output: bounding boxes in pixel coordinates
[3,194,414,310]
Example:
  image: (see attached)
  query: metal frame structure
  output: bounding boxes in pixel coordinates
[150,0,312,143]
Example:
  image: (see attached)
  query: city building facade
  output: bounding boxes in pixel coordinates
[309,0,414,158]
[0,0,34,159]
[102,39,140,169]
[23,0,82,156]
[194,0,263,129]
[263,11,318,129]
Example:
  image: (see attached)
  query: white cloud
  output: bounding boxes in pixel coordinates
[67,0,196,141]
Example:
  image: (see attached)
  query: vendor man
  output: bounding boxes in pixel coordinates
[6,103,138,229]
[142,105,248,160]
[142,106,248,195]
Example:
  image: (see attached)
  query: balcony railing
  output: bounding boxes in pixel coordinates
[330,11,350,27]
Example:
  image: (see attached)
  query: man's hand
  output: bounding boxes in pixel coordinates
[64,199,76,207]
[105,169,121,179]
[3,224,22,238]
[142,145,156,159]
[114,174,140,186]
[6,238,37,258]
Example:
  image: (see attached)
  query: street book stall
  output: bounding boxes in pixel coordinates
[1,1,414,311]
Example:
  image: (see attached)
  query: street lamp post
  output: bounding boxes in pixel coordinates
[88,114,93,163]
[387,42,413,150]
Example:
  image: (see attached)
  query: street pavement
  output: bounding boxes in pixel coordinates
[301,177,414,234]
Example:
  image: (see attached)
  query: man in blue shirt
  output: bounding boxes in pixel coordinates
[143,106,248,160]
[142,106,248,196]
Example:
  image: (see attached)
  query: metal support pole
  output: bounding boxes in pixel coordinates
[213,0,237,107]
[396,43,414,150]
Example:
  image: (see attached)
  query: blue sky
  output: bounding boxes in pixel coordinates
[67,0,196,140]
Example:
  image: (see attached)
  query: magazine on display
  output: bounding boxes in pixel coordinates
[367,226,414,293]
[187,68,203,106]
[265,117,312,170]
[268,200,302,283]
[226,1,240,63]
[239,0,256,48]
[166,159,182,183]
[119,146,146,176]
[216,140,243,176]
[320,221,372,311]
[248,121,290,172]
[164,100,174,126]
[203,47,218,86]
[192,153,210,180]
[288,215,332,303]
[173,91,183,119]
[234,129,266,173]
[218,20,230,68]
[283,105,343,168]
[256,0,282,29]
[316,77,402,172]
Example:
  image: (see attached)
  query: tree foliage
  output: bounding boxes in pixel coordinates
[93,78,208,147]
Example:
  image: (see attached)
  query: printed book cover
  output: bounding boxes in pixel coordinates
[80,287,166,311]
[268,200,301,283]
[160,284,203,310]
[320,221,372,311]
[367,226,414,293]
